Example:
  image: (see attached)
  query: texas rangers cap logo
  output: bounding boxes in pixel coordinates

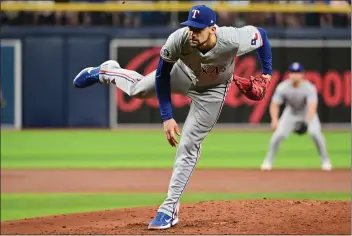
[180,5,216,29]
[192,9,200,19]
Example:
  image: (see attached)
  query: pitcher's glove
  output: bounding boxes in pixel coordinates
[294,121,308,135]
[233,74,271,101]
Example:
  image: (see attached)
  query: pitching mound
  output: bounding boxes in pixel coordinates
[1,200,350,235]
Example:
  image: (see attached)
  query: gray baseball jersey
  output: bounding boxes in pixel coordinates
[98,25,265,220]
[271,79,318,116]
[160,25,263,87]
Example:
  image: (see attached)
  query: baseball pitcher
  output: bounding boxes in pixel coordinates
[260,62,332,171]
[73,5,272,230]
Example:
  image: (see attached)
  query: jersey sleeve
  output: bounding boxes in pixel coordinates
[160,28,185,63]
[271,83,285,105]
[231,25,263,56]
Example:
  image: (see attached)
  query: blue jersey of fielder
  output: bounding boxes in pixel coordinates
[159,25,264,87]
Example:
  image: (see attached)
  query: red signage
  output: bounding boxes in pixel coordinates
[116,46,350,123]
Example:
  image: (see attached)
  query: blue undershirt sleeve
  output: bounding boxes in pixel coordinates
[155,57,174,121]
[256,27,273,75]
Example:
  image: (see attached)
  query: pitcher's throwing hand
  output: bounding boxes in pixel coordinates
[163,119,181,147]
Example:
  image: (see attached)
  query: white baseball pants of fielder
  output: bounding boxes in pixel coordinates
[263,109,330,165]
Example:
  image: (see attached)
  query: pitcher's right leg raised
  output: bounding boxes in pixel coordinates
[73,60,192,99]
[73,60,157,98]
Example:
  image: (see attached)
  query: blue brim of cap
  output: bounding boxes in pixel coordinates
[289,69,304,72]
[180,20,208,29]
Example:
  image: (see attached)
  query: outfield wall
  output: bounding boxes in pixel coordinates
[0,27,350,129]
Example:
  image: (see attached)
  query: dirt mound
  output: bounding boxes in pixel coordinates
[1,200,350,235]
[1,169,350,234]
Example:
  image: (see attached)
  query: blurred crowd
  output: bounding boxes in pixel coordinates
[1,0,350,28]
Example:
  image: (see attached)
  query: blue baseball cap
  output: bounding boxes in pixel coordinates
[289,62,304,72]
[180,5,216,29]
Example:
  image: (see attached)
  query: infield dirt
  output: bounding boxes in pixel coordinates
[1,169,350,235]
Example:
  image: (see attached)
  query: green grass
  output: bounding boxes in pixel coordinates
[1,130,350,169]
[1,192,349,222]
[1,131,349,223]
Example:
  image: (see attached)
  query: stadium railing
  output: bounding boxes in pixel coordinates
[1,1,351,13]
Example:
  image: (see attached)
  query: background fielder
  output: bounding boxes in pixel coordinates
[73,4,272,230]
[260,62,332,171]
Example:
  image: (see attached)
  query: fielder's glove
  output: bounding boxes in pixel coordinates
[294,121,308,135]
[233,74,271,101]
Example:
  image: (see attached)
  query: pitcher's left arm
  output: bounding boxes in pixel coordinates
[230,26,273,101]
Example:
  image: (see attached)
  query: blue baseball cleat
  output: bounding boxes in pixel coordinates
[148,212,179,230]
[73,67,101,88]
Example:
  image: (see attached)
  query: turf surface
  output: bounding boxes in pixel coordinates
[1,130,349,222]
[1,192,349,221]
[1,130,350,169]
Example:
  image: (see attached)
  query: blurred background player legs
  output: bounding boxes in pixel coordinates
[261,111,332,171]
[260,110,295,171]
[307,115,332,171]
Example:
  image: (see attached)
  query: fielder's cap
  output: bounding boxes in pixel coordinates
[180,5,216,29]
[289,62,304,72]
